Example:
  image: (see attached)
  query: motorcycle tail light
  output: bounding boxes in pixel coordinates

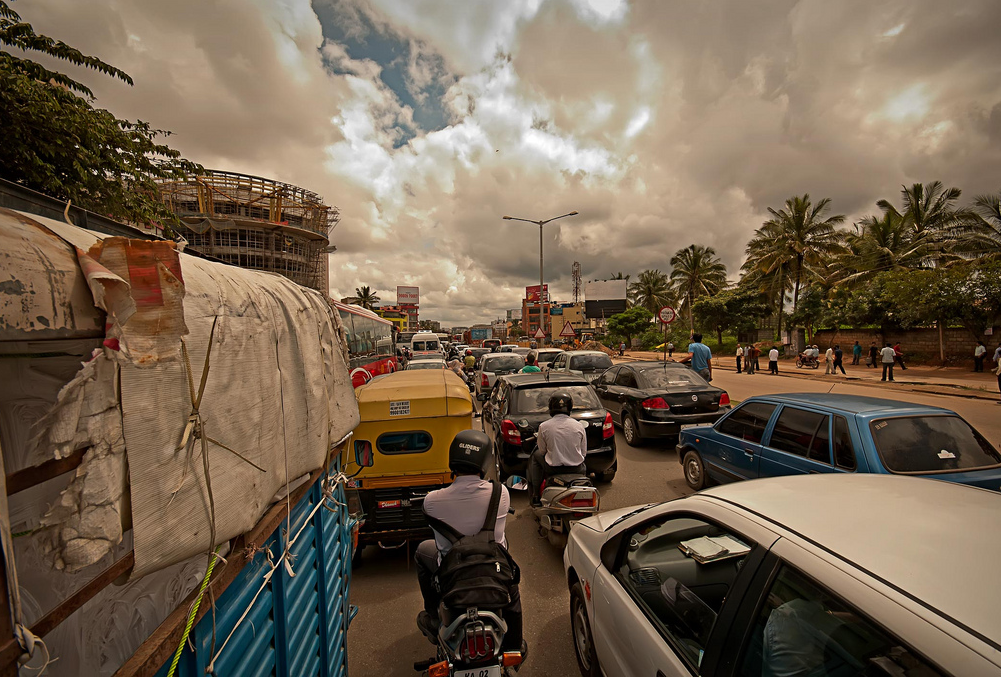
[500,419,522,445]
[502,652,523,667]
[602,412,614,439]
[560,492,597,509]
[428,661,450,677]
[459,626,495,660]
[642,397,670,410]
[719,392,731,406]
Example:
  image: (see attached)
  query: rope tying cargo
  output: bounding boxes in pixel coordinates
[165,545,221,677]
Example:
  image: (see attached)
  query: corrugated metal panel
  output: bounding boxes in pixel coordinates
[155,457,353,677]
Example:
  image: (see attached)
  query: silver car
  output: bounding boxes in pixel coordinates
[474,353,525,400]
[548,350,614,383]
[564,474,1001,676]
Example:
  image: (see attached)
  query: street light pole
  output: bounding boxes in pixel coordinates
[502,211,579,343]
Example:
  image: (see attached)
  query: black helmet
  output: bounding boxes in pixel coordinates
[449,429,492,476]
[548,391,573,416]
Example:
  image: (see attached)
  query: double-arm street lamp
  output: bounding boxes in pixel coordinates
[502,211,579,340]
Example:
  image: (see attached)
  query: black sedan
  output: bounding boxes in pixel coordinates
[480,373,617,482]
[594,361,731,446]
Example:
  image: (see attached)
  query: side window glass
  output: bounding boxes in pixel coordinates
[738,565,943,677]
[599,368,618,386]
[616,516,755,671]
[716,402,777,444]
[833,416,856,470]
[769,407,830,463]
[614,369,637,388]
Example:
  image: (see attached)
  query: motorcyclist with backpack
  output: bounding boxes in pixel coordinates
[415,430,524,654]
[526,392,587,508]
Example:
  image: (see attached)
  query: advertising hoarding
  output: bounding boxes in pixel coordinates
[470,327,491,340]
[525,284,549,302]
[397,286,420,305]
[584,279,628,318]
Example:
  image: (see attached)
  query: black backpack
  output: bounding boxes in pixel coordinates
[424,482,521,611]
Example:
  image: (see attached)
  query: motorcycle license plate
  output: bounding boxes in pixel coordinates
[455,667,501,677]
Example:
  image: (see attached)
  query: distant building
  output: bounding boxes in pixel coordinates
[491,319,507,340]
[505,308,522,322]
[551,302,585,335]
[374,306,408,332]
[423,320,442,333]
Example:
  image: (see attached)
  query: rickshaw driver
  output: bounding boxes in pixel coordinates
[415,430,524,653]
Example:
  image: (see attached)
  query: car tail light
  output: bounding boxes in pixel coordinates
[459,626,495,660]
[559,492,597,509]
[602,412,614,439]
[719,392,730,406]
[641,397,670,410]
[481,373,489,388]
[500,419,522,445]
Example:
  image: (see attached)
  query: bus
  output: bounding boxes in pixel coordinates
[333,301,398,387]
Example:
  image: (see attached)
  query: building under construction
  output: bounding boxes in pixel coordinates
[157,170,339,293]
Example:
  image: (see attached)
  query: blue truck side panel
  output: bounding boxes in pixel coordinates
[156,459,354,677]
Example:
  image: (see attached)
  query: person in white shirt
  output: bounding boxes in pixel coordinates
[768,346,779,375]
[824,347,834,375]
[880,343,896,382]
[527,391,586,507]
[974,341,987,372]
[736,345,744,373]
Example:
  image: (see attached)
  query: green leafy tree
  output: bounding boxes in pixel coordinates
[669,244,728,332]
[877,181,971,264]
[627,269,674,315]
[0,1,199,227]
[838,211,932,282]
[948,189,1001,263]
[345,286,380,309]
[606,306,653,346]
[693,287,771,347]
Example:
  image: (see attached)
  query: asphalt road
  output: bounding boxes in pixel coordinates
[346,368,1001,677]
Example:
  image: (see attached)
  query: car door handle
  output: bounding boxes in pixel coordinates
[743,447,755,456]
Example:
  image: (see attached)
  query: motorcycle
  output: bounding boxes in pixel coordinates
[795,353,820,369]
[505,468,599,549]
[415,607,523,677]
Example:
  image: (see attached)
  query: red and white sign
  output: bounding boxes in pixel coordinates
[525,284,549,303]
[397,286,420,305]
[658,306,677,324]
[559,321,576,338]
[533,327,547,339]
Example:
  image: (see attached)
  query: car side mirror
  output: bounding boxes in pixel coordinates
[477,393,489,402]
[354,440,373,467]
[504,475,528,491]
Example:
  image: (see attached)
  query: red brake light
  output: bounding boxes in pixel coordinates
[500,419,522,445]
[641,397,670,410]
[559,492,597,509]
[602,412,614,439]
[719,392,731,406]
[481,373,489,388]
[459,628,495,660]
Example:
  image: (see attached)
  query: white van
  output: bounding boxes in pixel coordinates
[408,331,441,355]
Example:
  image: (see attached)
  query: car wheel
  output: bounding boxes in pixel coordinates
[570,581,600,677]
[683,449,706,490]
[596,460,616,483]
[622,412,641,447]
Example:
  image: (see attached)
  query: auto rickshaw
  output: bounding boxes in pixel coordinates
[345,369,474,559]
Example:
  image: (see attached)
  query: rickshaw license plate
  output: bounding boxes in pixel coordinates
[456,667,501,677]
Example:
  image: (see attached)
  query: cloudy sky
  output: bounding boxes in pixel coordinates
[20,0,1001,325]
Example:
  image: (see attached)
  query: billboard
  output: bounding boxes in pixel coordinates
[397,286,420,305]
[584,280,628,301]
[525,284,549,302]
[470,327,491,340]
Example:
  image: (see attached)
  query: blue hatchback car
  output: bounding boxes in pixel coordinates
[677,393,1001,492]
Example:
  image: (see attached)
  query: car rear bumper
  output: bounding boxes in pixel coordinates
[637,410,726,438]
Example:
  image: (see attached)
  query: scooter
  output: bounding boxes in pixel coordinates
[415,608,523,677]
[795,353,820,369]
[505,471,599,549]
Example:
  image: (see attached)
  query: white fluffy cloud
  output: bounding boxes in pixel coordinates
[17,0,1001,325]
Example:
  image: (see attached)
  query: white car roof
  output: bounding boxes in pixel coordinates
[566,350,608,357]
[702,474,1001,642]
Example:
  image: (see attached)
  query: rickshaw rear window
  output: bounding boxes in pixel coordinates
[377,431,433,455]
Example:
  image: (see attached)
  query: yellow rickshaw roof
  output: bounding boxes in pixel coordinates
[355,369,473,420]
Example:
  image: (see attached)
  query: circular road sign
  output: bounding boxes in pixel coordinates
[658,306,677,324]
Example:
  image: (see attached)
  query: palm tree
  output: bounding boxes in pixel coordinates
[669,244,728,331]
[947,189,1001,262]
[345,285,380,309]
[877,181,971,264]
[744,195,846,314]
[627,269,673,315]
[837,211,932,281]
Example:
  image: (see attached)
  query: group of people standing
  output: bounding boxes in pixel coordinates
[735,343,780,375]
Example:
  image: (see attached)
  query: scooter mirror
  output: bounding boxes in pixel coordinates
[504,475,528,491]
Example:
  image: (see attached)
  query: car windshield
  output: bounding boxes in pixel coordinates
[482,355,525,372]
[869,415,1001,473]
[569,354,612,371]
[536,351,562,364]
[637,367,707,388]
[513,385,601,413]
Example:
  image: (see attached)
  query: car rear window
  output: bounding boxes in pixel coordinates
[637,367,707,388]
[569,354,613,371]
[407,361,443,369]
[377,431,433,455]
[536,351,562,364]
[514,385,601,413]
[482,355,525,372]
[869,415,1001,473]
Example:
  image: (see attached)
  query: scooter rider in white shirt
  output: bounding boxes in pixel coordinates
[526,391,587,508]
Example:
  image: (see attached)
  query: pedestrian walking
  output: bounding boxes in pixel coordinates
[851,341,862,365]
[974,341,987,372]
[880,343,896,382]
[618,341,625,357]
[867,341,879,368]
[824,346,834,375]
[893,342,907,370]
[768,346,779,375]
[754,344,761,372]
[833,344,846,375]
[735,344,743,373]
[667,341,674,357]
[745,344,756,374]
